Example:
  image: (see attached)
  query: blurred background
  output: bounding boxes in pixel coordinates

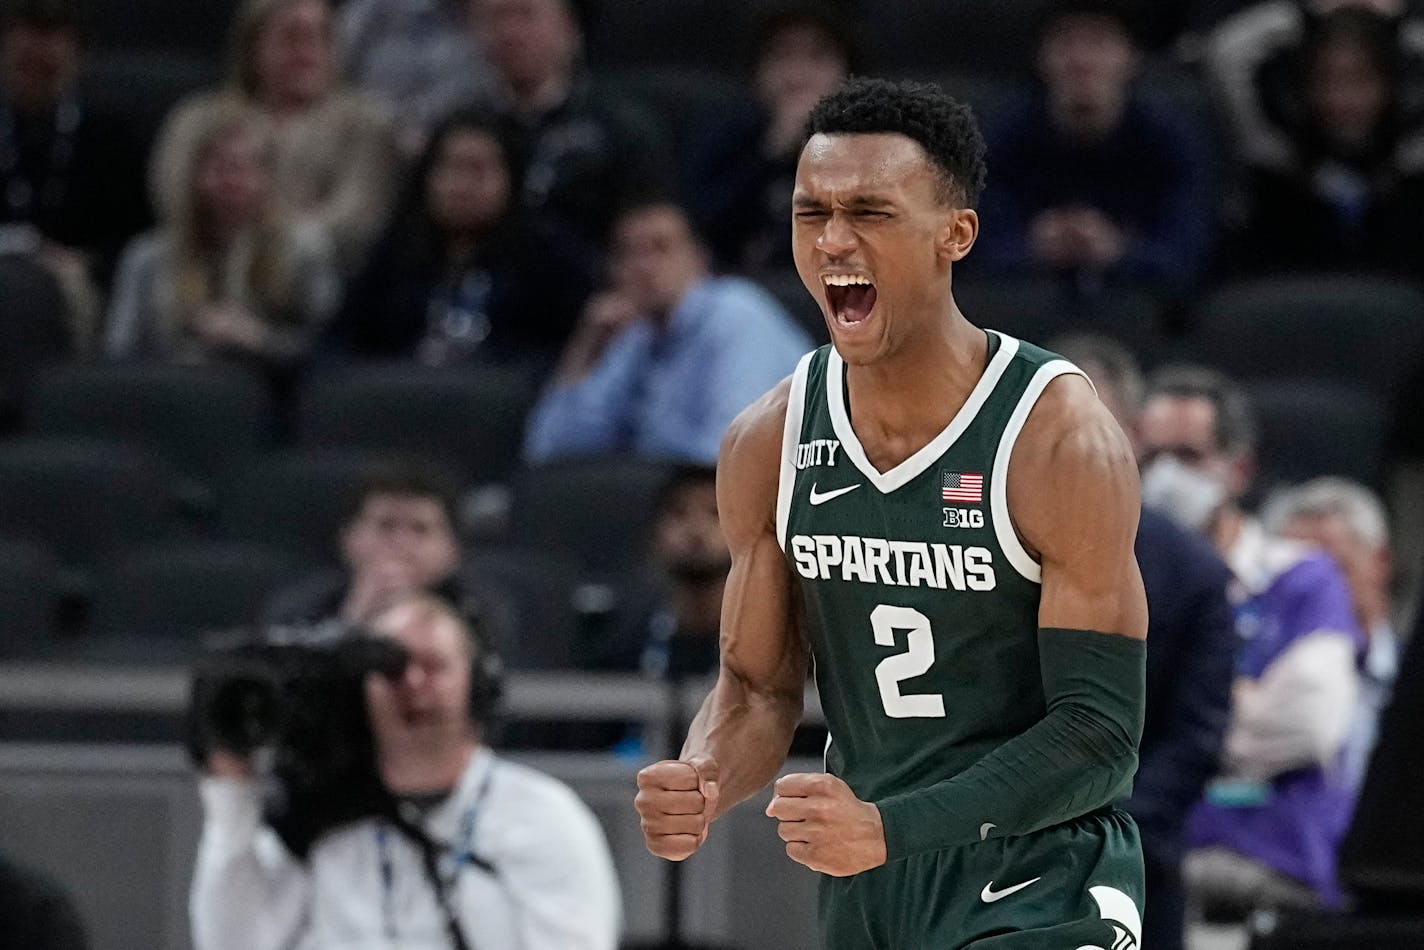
[2,0,1424,947]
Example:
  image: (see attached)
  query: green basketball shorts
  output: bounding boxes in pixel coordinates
[819,807,1144,949]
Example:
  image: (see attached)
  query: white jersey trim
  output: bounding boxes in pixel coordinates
[776,351,816,551]
[991,358,1089,584]
[827,331,1020,494]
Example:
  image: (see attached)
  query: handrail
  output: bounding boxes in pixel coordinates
[0,662,826,725]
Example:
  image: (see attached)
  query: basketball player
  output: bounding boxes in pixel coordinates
[633,78,1149,948]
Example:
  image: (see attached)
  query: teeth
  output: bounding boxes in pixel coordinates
[823,274,872,287]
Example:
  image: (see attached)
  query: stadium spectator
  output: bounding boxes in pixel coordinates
[191,594,621,950]
[262,462,506,640]
[1053,335,1238,950]
[1264,476,1400,791]
[523,200,810,465]
[1136,366,1364,913]
[1226,6,1424,271]
[320,109,599,369]
[684,3,859,273]
[0,853,87,950]
[1203,0,1424,172]
[0,0,148,340]
[582,463,727,679]
[337,0,496,154]
[469,0,674,246]
[104,98,338,369]
[170,0,402,273]
[974,0,1214,291]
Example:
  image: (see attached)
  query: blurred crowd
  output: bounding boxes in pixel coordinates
[1,0,1423,394]
[2,0,1424,947]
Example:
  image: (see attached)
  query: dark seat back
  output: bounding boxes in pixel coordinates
[509,458,673,573]
[27,361,274,482]
[296,364,536,487]
[1191,276,1424,398]
[0,438,182,573]
[0,538,61,656]
[90,541,309,640]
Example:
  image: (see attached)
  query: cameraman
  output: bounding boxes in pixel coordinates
[190,594,621,950]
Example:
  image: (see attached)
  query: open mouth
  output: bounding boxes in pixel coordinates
[823,274,878,328]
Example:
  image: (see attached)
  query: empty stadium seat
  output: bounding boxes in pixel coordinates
[0,538,61,656]
[462,547,587,670]
[508,457,673,573]
[296,364,537,487]
[214,449,420,564]
[26,362,274,487]
[89,540,308,641]
[1248,380,1388,493]
[954,275,1173,361]
[954,274,1072,347]
[1082,284,1181,367]
[0,254,73,427]
[0,438,182,575]
[1190,276,1424,397]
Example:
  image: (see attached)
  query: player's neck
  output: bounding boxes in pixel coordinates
[851,306,984,396]
[843,312,988,462]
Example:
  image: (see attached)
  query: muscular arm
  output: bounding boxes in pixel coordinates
[681,380,811,817]
[875,376,1149,859]
[1019,375,1148,637]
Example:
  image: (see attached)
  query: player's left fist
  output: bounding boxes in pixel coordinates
[765,772,887,877]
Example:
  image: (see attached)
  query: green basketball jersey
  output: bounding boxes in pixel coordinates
[777,330,1086,804]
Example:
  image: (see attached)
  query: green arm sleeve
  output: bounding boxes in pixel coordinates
[876,627,1146,861]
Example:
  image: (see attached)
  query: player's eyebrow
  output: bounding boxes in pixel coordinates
[842,195,897,210]
[792,194,897,210]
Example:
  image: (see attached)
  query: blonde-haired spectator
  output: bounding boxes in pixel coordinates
[104,97,338,367]
[193,0,401,272]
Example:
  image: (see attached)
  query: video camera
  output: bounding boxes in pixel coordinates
[185,622,409,857]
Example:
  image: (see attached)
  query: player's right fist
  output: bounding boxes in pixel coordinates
[635,754,720,861]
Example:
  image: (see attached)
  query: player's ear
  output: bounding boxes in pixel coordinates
[939,207,978,263]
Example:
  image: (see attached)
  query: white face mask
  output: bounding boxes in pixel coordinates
[1140,455,1227,533]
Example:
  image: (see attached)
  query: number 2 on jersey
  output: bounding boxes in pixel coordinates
[871,604,946,718]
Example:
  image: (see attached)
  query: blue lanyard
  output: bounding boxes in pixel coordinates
[376,766,496,942]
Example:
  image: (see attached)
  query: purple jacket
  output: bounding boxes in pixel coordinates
[1188,523,1365,905]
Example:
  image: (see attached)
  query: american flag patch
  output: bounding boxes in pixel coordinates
[940,471,983,504]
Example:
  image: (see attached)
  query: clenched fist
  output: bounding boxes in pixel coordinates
[766,772,887,877]
[635,755,720,861]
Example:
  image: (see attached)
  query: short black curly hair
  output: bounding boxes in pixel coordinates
[806,77,988,208]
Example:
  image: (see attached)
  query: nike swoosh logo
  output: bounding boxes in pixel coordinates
[808,482,861,506]
[980,877,1042,903]
[979,822,996,841]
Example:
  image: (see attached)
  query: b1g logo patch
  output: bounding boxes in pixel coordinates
[942,507,985,529]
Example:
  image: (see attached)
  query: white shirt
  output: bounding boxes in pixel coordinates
[191,749,621,950]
